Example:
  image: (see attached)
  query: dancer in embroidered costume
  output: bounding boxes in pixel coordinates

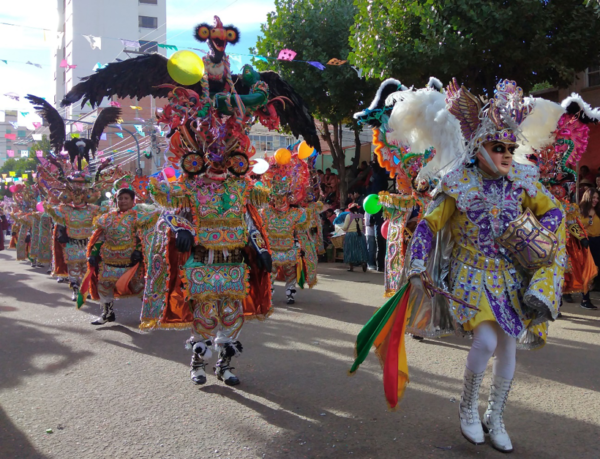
[11,185,36,262]
[350,79,568,453]
[125,17,320,387]
[354,78,442,295]
[520,95,600,309]
[78,174,157,324]
[27,95,123,301]
[261,153,311,302]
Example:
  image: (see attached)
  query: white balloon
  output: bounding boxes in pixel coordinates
[105,192,112,198]
[252,158,270,175]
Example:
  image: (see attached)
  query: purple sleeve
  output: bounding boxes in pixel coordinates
[408,220,433,276]
[538,208,563,233]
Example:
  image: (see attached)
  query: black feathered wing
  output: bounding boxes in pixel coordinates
[25,94,65,154]
[61,54,201,108]
[90,107,122,151]
[253,71,321,152]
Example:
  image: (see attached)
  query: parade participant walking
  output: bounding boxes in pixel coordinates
[81,178,157,324]
[351,80,567,454]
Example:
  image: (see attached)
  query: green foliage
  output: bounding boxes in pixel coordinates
[252,0,378,127]
[530,81,554,92]
[350,0,600,95]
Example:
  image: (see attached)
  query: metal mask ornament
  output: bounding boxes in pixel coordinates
[496,208,559,270]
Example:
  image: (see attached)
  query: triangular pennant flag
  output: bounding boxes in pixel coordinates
[100,133,107,140]
[20,112,29,117]
[32,122,42,129]
[59,59,68,68]
[327,58,347,65]
[7,150,14,157]
[71,133,80,138]
[308,61,326,70]
[82,35,102,50]
[277,49,297,61]
[120,39,140,49]
[9,121,19,129]
[116,133,124,138]
[75,122,84,132]
[158,44,178,51]
[32,134,42,141]
[256,56,269,63]
[110,101,121,107]
[130,106,142,111]
[0,59,7,64]
[351,66,363,78]
[36,151,43,157]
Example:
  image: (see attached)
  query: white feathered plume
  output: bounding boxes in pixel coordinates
[514,98,565,163]
[385,89,465,182]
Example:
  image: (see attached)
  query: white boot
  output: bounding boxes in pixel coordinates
[459,367,485,445]
[483,374,514,453]
[190,353,207,385]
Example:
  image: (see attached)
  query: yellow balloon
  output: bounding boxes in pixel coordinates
[274,148,291,165]
[167,50,205,86]
[298,141,314,160]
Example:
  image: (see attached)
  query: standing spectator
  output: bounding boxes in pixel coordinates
[0,208,8,251]
[367,160,389,195]
[323,168,339,197]
[342,203,368,272]
[580,165,594,183]
[580,188,600,310]
[595,174,600,192]
[579,178,594,202]
[365,212,377,270]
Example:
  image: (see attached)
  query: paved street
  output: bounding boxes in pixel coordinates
[1,249,599,459]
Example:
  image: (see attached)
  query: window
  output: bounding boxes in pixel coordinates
[139,40,158,53]
[588,61,600,87]
[139,0,158,4]
[18,130,26,138]
[139,15,158,29]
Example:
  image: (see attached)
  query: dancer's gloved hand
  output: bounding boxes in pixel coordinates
[175,229,194,253]
[257,251,273,273]
[130,250,143,264]
[581,238,590,249]
[88,255,100,269]
[409,274,424,293]
[57,226,69,244]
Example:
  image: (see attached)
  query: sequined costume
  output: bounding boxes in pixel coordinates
[561,202,596,294]
[82,202,158,307]
[262,153,311,302]
[354,78,442,296]
[351,79,570,454]
[408,163,565,340]
[44,203,100,288]
[64,15,320,386]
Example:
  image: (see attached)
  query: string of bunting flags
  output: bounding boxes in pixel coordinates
[0,21,361,78]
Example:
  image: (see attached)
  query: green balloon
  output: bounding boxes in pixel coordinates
[363,194,382,215]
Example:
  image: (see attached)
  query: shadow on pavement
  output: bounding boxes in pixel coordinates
[0,315,93,390]
[0,405,49,459]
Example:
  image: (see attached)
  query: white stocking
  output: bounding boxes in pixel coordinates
[466,321,516,379]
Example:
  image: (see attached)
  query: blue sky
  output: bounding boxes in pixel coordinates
[0,0,275,124]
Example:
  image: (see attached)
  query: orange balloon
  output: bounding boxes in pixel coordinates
[298,141,314,160]
[275,148,291,165]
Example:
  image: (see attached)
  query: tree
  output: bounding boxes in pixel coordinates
[349,0,600,95]
[252,0,379,205]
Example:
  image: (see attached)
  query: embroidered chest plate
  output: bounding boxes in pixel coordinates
[64,206,97,239]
